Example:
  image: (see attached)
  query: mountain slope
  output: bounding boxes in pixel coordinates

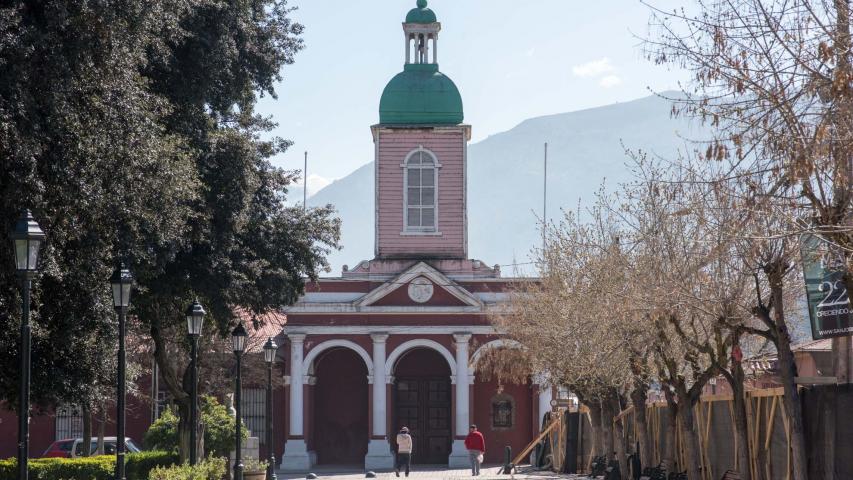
[310,93,704,274]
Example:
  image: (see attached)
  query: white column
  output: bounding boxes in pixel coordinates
[432,35,438,63]
[449,333,472,468]
[289,334,306,436]
[365,333,394,470]
[281,333,312,471]
[371,333,389,436]
[405,34,411,64]
[424,34,430,64]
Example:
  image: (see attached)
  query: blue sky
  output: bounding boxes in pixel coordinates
[256,0,687,195]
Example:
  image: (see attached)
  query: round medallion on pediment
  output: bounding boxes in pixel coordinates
[407,276,434,303]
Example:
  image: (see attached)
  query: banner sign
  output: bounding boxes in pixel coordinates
[800,233,853,339]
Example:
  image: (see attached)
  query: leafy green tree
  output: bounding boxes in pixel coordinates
[0,0,198,412]
[0,1,340,460]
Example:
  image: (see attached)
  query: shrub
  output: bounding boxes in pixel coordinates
[241,458,268,473]
[127,451,180,479]
[144,396,247,458]
[147,457,226,480]
[144,408,180,452]
[0,451,178,480]
[0,456,113,480]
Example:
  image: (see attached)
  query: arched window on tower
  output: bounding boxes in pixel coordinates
[403,149,439,232]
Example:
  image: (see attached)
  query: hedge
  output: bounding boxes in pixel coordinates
[0,451,179,480]
[148,457,226,480]
[127,451,181,479]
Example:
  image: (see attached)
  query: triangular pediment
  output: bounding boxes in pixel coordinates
[355,262,482,309]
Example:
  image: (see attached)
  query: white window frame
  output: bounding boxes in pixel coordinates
[401,147,441,235]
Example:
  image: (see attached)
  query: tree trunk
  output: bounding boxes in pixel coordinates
[662,388,678,473]
[726,338,752,480]
[768,270,808,480]
[610,392,629,480]
[587,399,605,464]
[675,389,702,480]
[178,399,191,463]
[178,355,206,461]
[600,398,615,463]
[150,320,199,461]
[631,383,653,470]
[588,400,605,460]
[81,403,92,457]
[97,408,105,455]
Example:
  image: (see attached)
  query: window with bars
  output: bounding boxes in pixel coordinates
[404,150,437,231]
[55,404,84,440]
[153,390,170,422]
[241,388,266,444]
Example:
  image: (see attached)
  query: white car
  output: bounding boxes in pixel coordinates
[42,436,141,458]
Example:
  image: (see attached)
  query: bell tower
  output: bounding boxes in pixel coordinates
[373,0,471,260]
[404,0,440,65]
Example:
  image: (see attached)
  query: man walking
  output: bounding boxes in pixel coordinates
[464,424,485,476]
[395,426,413,477]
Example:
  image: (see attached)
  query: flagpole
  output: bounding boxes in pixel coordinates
[304,151,308,211]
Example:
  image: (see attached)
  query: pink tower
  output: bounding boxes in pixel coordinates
[373,0,470,260]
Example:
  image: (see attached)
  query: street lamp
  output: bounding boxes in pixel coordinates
[263,337,278,480]
[185,300,205,465]
[110,264,133,480]
[232,322,248,480]
[10,209,45,480]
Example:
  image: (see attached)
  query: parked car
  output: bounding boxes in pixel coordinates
[41,437,141,458]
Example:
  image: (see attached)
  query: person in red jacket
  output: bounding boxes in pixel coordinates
[464,424,485,476]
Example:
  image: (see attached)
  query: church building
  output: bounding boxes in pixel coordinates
[279,1,549,471]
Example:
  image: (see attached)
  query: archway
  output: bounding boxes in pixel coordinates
[392,348,453,464]
[312,348,369,464]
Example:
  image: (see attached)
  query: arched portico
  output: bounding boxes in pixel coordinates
[312,348,369,464]
[302,339,374,378]
[469,339,553,436]
[385,339,457,378]
[469,339,523,369]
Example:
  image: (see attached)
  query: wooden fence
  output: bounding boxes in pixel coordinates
[615,388,792,480]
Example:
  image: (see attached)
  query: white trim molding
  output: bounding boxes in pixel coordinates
[301,339,375,377]
[355,261,483,309]
[469,339,524,369]
[385,339,457,377]
[284,325,500,335]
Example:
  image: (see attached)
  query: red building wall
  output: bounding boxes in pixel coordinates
[472,379,535,464]
[0,392,154,460]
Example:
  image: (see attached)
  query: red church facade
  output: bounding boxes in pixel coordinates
[278,1,549,470]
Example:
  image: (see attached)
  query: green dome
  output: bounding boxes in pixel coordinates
[379,64,464,125]
[406,0,437,24]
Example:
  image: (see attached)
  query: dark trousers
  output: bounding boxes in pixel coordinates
[395,452,411,475]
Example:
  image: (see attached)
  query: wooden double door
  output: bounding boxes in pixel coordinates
[394,377,451,464]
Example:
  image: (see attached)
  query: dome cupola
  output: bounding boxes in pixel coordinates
[378,0,463,125]
[406,0,437,23]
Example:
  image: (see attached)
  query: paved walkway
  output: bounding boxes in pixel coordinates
[275,465,587,479]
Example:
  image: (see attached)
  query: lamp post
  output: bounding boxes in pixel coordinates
[231,322,248,480]
[10,210,45,480]
[263,338,278,480]
[185,300,205,465]
[110,264,133,480]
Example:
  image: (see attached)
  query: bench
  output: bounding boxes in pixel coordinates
[721,471,742,480]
